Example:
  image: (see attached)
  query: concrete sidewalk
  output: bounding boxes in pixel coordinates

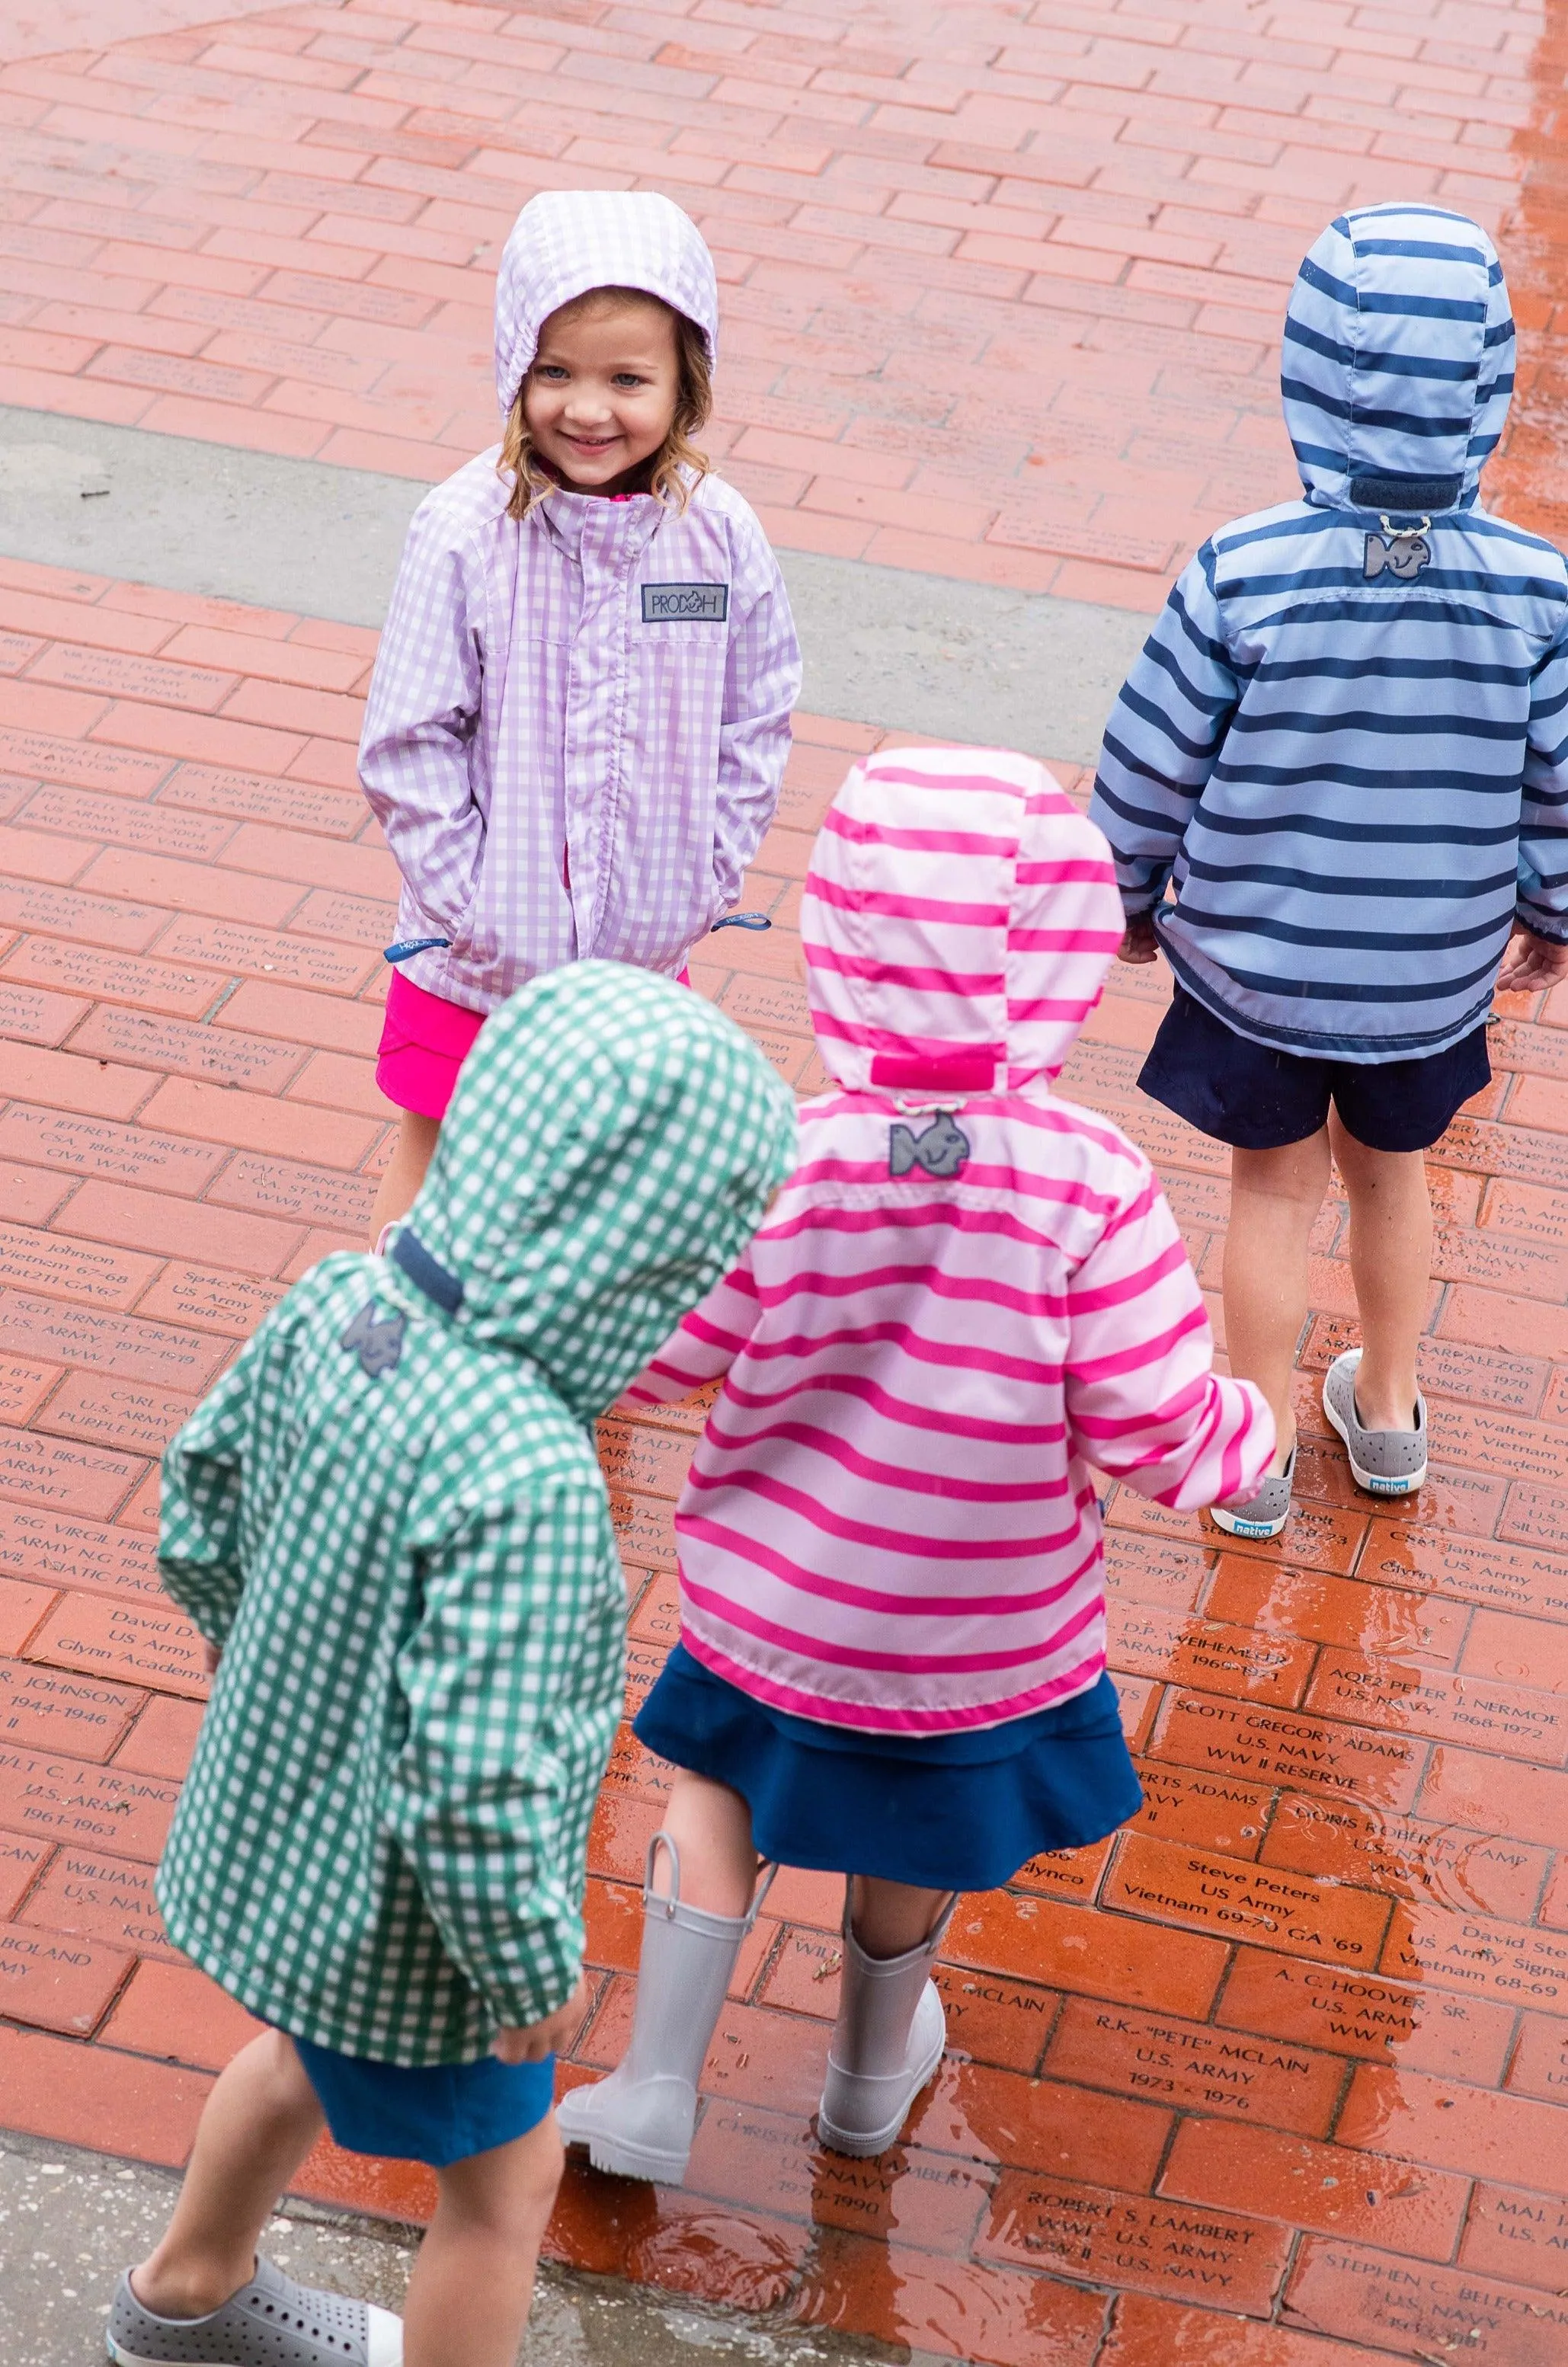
[0,2130,885,2367]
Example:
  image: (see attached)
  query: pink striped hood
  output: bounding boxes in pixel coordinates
[628,750,1274,1735]
[802,746,1124,1094]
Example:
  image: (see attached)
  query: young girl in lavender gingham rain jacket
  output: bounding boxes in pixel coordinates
[559,745,1275,2184]
[358,187,800,1239]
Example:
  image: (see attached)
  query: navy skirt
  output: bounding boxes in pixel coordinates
[633,1644,1141,1893]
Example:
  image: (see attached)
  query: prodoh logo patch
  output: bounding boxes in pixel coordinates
[642,582,729,623]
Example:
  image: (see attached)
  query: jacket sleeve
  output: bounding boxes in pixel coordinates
[385,1484,622,2030]
[1088,546,1243,916]
[357,498,487,939]
[711,531,802,912]
[158,1298,299,1649]
[1064,1165,1274,1508]
[621,1249,763,1405]
[1518,616,1568,943]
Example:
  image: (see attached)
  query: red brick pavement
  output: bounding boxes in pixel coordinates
[0,0,1554,605]
[5,2,1568,2362]
[2,552,1568,2362]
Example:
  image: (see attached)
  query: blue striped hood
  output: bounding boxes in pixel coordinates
[1283,203,1515,513]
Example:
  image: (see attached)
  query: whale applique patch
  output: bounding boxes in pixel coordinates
[341,1297,406,1377]
[888,1112,971,1179]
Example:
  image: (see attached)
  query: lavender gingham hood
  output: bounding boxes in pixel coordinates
[358,192,799,1015]
[492,190,720,415]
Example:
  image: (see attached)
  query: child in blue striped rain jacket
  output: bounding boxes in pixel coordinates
[1090,203,1568,1541]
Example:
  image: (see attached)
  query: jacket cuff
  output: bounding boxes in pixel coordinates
[1514,907,1568,945]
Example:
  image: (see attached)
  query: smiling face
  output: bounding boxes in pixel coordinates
[522,291,683,494]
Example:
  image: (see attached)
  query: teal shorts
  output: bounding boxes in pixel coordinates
[293,2037,555,2168]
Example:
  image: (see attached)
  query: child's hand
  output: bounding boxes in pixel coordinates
[492,1976,590,2064]
[1496,926,1568,994]
[1117,913,1160,965]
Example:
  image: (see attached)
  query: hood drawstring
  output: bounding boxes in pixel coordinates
[390,1227,466,1316]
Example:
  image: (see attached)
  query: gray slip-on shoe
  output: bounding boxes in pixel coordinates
[1323,1348,1426,1496]
[107,2255,402,2365]
[1208,1446,1295,1541]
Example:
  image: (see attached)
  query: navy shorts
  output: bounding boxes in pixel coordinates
[1139,987,1490,1153]
[293,2037,555,2169]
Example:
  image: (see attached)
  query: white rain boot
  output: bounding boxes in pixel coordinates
[818,1894,957,2158]
[557,1834,773,2185]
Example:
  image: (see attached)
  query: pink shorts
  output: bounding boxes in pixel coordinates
[376,971,488,1122]
[376,965,693,1123]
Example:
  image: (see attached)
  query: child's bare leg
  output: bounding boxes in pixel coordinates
[850,1877,952,1957]
[402,2116,562,2367]
[370,1111,441,1245]
[132,2032,325,2317]
[1223,1131,1333,1469]
[1329,1118,1431,1431]
[660,1768,760,1914]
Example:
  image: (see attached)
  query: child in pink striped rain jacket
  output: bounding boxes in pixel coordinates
[558,745,1274,2183]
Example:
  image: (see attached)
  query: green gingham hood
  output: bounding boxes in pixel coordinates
[154,964,795,2064]
[404,960,796,1409]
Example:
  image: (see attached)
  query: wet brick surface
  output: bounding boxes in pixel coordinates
[3,0,1568,2361]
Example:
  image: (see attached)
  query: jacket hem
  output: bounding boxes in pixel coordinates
[679,1619,1109,1735]
[1157,928,1496,1064]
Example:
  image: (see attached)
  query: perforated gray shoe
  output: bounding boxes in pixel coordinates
[1208,1445,1295,1541]
[107,2256,402,2365]
[1323,1348,1426,1497]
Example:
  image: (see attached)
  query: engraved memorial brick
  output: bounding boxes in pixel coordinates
[155,916,374,993]
[0,1576,53,1656]
[0,876,165,954]
[0,937,219,1017]
[208,1152,377,1232]
[1107,1604,1313,1706]
[27,1594,210,1700]
[20,1844,181,1962]
[1304,1652,1568,1765]
[1384,1902,1568,2013]
[1104,1831,1390,1966]
[0,1291,229,1390]
[1128,1761,1271,1858]
[1218,1948,1514,2080]
[1363,1525,1568,1623]
[0,1423,143,1521]
[1262,1793,1547,1924]
[0,1745,178,1859]
[0,1224,158,1312]
[1044,1998,1342,2136]
[21,784,232,862]
[0,1356,56,1426]
[1461,2185,1568,2296]
[0,1105,225,1192]
[0,1918,130,2034]
[0,727,167,796]
[1285,2238,1568,2364]
[0,1833,47,1919]
[980,2170,1288,2313]
[34,1373,196,1460]
[162,763,366,836]
[1152,1689,1424,1810]
[67,1006,306,1092]
[135,1264,286,1339]
[0,1505,162,1605]
[0,1656,142,1761]
[597,1419,692,1501]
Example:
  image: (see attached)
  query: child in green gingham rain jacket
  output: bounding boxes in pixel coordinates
[112,963,795,2367]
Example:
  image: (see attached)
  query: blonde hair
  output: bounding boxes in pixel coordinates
[498,287,712,523]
